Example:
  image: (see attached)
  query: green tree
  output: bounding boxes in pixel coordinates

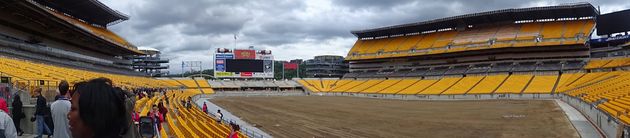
[273,61,306,80]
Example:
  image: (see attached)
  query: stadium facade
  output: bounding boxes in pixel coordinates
[133,47,169,77]
[0,0,144,75]
[297,3,630,138]
[304,55,348,78]
[344,3,598,78]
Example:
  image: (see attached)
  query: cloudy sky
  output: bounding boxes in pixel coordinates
[100,0,629,73]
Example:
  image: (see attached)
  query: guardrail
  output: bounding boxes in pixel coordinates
[192,94,272,138]
[220,118,267,138]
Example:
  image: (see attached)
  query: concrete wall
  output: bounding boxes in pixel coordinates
[311,92,557,100]
[560,94,623,138]
[202,91,306,98]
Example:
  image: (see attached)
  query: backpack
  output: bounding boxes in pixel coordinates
[138,117,155,138]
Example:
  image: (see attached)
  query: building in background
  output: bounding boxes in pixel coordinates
[133,47,169,76]
[304,55,348,78]
[289,59,303,64]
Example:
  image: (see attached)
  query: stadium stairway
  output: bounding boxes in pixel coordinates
[161,90,245,138]
[194,77,214,94]
[172,78,213,94]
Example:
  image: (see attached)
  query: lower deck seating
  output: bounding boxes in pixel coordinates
[300,71,630,126]
[494,75,533,94]
[585,57,630,69]
[0,56,176,96]
[563,71,630,124]
[301,73,576,95]
[163,90,246,138]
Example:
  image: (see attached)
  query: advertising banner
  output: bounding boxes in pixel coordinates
[234,50,256,59]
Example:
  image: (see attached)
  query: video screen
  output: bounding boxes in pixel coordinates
[225,59,264,72]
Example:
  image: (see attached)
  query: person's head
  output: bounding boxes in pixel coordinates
[230,122,240,131]
[35,87,42,96]
[152,105,158,111]
[58,80,69,96]
[68,78,127,138]
[217,109,221,113]
[0,98,7,113]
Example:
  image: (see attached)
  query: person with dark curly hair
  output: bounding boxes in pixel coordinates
[68,78,128,138]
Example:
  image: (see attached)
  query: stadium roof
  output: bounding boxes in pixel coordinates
[0,0,144,56]
[138,47,160,52]
[351,3,599,39]
[33,0,129,27]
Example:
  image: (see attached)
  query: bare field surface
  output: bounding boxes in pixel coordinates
[211,96,578,138]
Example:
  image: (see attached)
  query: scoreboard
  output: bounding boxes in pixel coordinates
[214,48,273,78]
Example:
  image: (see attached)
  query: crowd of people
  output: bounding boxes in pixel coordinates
[2,78,145,138]
[0,77,242,138]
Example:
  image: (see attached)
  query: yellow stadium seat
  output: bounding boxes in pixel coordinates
[395,35,423,52]
[347,80,384,93]
[362,79,401,93]
[495,75,534,94]
[515,23,542,40]
[495,25,519,41]
[419,77,461,95]
[540,21,565,39]
[379,79,419,94]
[415,33,441,49]
[397,79,438,95]
[523,75,558,94]
[330,80,366,92]
[468,75,508,94]
[382,37,407,53]
[442,76,484,95]
[431,31,458,48]
[563,20,586,38]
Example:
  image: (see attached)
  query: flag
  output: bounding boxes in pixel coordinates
[284,63,298,70]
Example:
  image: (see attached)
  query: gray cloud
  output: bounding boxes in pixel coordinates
[101,0,630,73]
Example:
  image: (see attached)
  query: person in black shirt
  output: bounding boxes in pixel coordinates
[11,90,24,136]
[34,88,51,138]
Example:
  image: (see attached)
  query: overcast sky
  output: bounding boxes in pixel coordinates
[100,0,629,74]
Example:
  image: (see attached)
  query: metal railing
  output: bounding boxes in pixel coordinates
[192,94,269,138]
[220,118,266,138]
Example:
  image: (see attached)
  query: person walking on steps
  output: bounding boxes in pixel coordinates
[158,102,168,122]
[11,90,24,136]
[34,88,51,138]
[215,110,223,123]
[202,102,208,114]
[227,122,240,138]
[51,80,72,138]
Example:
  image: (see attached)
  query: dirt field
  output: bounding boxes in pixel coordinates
[211,96,578,138]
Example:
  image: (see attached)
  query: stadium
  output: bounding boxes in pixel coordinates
[0,0,630,138]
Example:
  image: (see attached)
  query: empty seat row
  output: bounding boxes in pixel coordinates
[347,20,594,60]
[301,73,569,95]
